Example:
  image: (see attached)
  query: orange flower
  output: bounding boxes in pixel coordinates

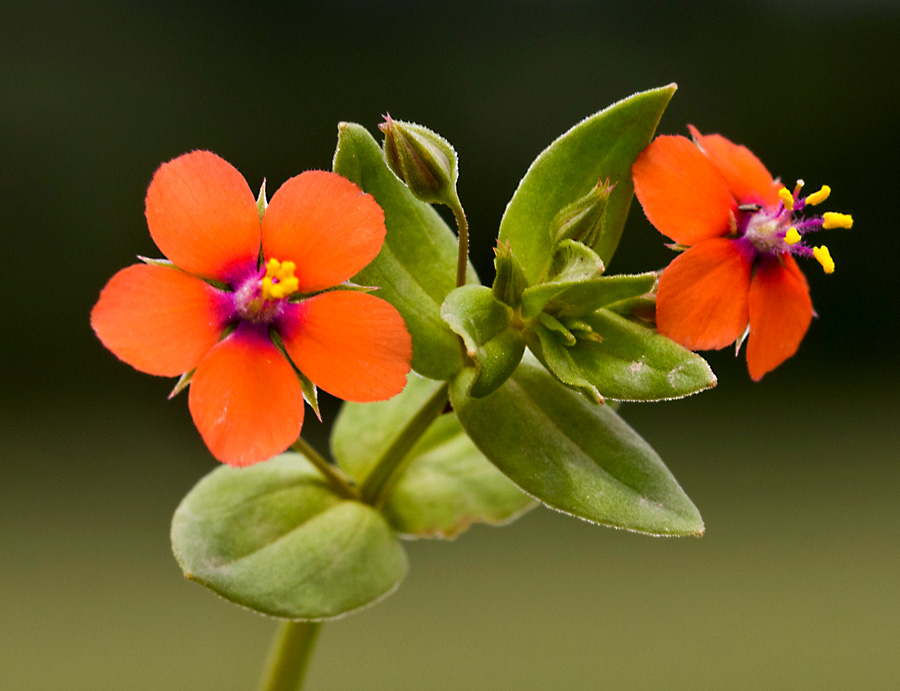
[92,151,412,465]
[632,126,851,380]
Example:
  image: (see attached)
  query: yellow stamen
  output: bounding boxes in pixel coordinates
[822,212,853,229]
[778,187,795,211]
[784,227,802,245]
[812,245,835,274]
[805,185,831,206]
[261,258,300,300]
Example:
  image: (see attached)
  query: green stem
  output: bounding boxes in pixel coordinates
[452,201,469,287]
[291,436,360,501]
[360,382,450,508]
[257,621,322,691]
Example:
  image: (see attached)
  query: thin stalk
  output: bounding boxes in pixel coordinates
[257,621,322,691]
[452,201,469,287]
[360,382,450,508]
[291,436,360,501]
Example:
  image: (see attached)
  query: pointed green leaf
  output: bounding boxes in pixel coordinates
[441,285,526,397]
[333,374,534,539]
[499,84,676,281]
[333,122,478,380]
[522,271,657,320]
[171,454,407,620]
[529,309,716,402]
[450,354,704,536]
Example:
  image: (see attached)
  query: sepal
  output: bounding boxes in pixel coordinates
[492,240,528,308]
[551,178,615,250]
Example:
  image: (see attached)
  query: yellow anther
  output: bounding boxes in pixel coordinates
[812,245,835,274]
[261,258,300,300]
[822,212,853,229]
[805,185,831,206]
[778,187,795,211]
[784,227,802,246]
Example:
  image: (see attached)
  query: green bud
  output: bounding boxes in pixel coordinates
[492,240,528,308]
[551,179,615,250]
[379,115,460,207]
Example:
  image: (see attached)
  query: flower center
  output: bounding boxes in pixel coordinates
[234,258,300,323]
[743,209,787,254]
[739,181,851,275]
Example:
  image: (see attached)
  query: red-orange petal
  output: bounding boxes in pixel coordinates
[688,125,781,208]
[261,171,386,292]
[632,135,737,246]
[657,238,753,351]
[91,264,231,376]
[188,325,304,466]
[145,151,261,283]
[278,291,412,402]
[746,254,813,381]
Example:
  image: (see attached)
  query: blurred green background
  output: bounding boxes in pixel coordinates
[2,1,898,689]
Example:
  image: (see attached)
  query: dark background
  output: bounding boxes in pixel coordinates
[2,2,899,689]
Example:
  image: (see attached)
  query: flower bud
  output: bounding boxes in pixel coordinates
[492,240,528,308]
[379,115,460,207]
[551,179,615,250]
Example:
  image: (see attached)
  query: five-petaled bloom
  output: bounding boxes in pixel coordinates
[92,151,412,465]
[632,126,852,380]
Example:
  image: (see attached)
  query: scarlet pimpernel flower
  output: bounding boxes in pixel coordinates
[632,126,852,380]
[92,151,412,466]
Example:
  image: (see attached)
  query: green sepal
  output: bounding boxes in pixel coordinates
[499,84,676,282]
[137,255,175,268]
[441,285,526,398]
[332,374,535,539]
[171,453,408,620]
[333,122,478,381]
[168,369,194,399]
[256,179,267,222]
[327,281,379,293]
[529,309,717,402]
[551,178,614,250]
[270,330,320,419]
[522,271,658,320]
[492,240,528,308]
[293,367,320,421]
[450,354,704,536]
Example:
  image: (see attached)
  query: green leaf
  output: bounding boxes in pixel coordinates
[333,374,534,538]
[529,309,716,402]
[333,122,477,380]
[171,454,407,620]
[499,84,676,282]
[522,271,657,321]
[450,354,704,536]
[441,285,526,397]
